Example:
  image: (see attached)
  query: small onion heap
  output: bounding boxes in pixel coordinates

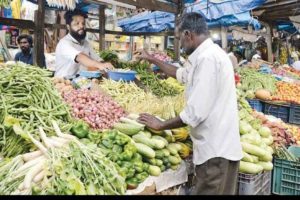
[63,89,126,130]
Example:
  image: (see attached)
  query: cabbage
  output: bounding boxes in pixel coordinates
[259,126,272,138]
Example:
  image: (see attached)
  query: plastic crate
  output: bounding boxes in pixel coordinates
[272,158,300,195]
[263,103,290,123]
[238,172,263,195]
[289,104,300,125]
[262,179,271,195]
[247,99,264,112]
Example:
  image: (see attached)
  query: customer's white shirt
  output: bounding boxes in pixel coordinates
[176,38,243,165]
[292,61,300,71]
[55,34,101,78]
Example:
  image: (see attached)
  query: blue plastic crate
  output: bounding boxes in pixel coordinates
[263,103,290,123]
[289,104,300,125]
[247,99,264,112]
[272,158,300,195]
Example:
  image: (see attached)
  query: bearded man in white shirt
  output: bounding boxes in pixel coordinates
[55,10,113,78]
[137,12,242,195]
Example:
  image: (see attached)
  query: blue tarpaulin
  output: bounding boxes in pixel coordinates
[186,0,267,20]
[118,0,266,32]
[118,11,261,32]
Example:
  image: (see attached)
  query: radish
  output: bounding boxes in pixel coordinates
[23,161,45,189]
[22,151,43,162]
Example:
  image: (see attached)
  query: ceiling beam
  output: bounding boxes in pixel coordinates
[113,0,178,13]
[254,0,298,10]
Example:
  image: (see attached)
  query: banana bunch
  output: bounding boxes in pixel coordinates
[160,77,185,93]
[177,142,192,159]
[279,47,288,64]
[172,127,189,142]
[10,0,21,19]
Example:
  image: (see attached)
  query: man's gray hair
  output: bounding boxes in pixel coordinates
[178,12,209,36]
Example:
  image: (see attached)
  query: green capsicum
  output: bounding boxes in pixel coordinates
[70,120,89,139]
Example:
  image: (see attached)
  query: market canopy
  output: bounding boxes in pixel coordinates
[118,0,266,32]
[118,10,262,32]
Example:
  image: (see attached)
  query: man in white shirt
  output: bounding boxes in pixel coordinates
[137,12,242,195]
[55,10,113,78]
[292,60,300,71]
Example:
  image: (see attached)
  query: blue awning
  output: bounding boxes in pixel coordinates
[118,10,261,32]
[186,0,267,20]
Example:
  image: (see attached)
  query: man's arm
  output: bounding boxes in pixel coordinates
[138,114,186,131]
[75,53,113,72]
[137,50,178,78]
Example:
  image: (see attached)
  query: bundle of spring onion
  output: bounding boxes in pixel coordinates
[0,121,126,195]
[0,62,72,157]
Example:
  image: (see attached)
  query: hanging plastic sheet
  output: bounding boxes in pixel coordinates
[185,0,267,20]
[118,10,261,32]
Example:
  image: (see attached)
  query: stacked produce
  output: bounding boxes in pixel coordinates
[283,66,300,78]
[150,52,172,63]
[63,89,126,130]
[51,77,73,94]
[0,0,11,7]
[0,121,126,195]
[89,129,150,190]
[237,68,277,98]
[133,62,180,97]
[160,77,185,93]
[273,144,299,162]
[271,81,300,104]
[99,79,185,120]
[0,63,72,158]
[114,114,191,170]
[252,111,296,147]
[283,124,300,145]
[237,89,274,174]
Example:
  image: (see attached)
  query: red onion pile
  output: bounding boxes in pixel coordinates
[151,52,172,63]
[63,89,126,130]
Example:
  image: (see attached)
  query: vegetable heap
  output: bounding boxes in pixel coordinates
[0,121,126,195]
[237,88,274,174]
[237,68,277,96]
[272,81,300,104]
[0,62,72,157]
[63,89,126,130]
[99,79,185,120]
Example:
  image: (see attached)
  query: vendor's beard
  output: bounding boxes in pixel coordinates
[70,29,86,42]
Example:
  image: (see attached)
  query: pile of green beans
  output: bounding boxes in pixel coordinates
[0,63,73,157]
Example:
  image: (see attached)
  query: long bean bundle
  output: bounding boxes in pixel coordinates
[0,62,72,157]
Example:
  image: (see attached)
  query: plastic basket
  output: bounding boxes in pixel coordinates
[272,158,300,195]
[263,103,290,123]
[107,71,137,81]
[247,99,264,112]
[238,172,263,195]
[289,104,300,125]
[79,70,102,78]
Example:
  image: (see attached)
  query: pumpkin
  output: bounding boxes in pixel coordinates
[255,89,271,100]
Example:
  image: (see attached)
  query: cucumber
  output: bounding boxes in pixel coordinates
[135,143,155,159]
[148,165,161,176]
[167,144,178,155]
[155,159,163,166]
[152,135,168,146]
[119,117,145,129]
[155,150,165,159]
[114,123,142,136]
[168,155,181,165]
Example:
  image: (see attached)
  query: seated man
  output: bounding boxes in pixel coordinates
[14,34,46,68]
